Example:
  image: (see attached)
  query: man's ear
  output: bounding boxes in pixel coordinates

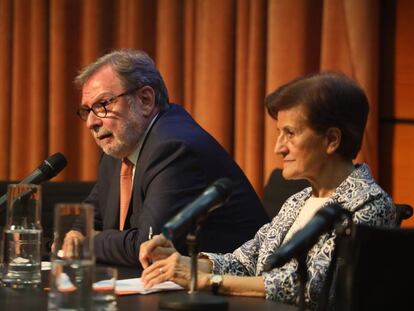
[137,86,156,117]
[326,127,341,155]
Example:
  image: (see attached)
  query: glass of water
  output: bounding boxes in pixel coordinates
[2,184,42,287]
[48,203,95,311]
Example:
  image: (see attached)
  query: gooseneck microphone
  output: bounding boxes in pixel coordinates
[263,203,350,271]
[162,178,232,240]
[0,153,68,209]
[160,178,232,311]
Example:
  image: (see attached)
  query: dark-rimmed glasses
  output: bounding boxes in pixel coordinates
[76,87,139,121]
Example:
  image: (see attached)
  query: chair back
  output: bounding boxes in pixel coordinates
[263,169,309,219]
[395,203,413,225]
[332,223,414,311]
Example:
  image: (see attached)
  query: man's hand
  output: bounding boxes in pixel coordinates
[139,234,176,268]
[52,230,85,259]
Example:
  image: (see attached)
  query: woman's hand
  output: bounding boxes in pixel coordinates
[142,251,266,298]
[141,252,210,290]
[139,234,176,268]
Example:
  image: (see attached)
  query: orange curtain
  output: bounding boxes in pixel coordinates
[0,0,412,209]
[264,0,323,182]
[320,0,380,176]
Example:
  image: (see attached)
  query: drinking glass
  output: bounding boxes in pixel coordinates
[48,203,95,311]
[2,184,42,287]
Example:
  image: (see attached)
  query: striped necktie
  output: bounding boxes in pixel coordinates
[119,158,133,230]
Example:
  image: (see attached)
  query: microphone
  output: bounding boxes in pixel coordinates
[162,178,232,240]
[263,203,350,271]
[0,153,68,208]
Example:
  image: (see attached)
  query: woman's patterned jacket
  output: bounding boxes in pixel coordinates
[203,163,396,308]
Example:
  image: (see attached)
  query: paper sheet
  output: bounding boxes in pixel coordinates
[42,261,183,295]
[95,278,184,296]
[41,261,52,270]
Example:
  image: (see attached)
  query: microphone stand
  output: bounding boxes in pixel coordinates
[317,213,355,311]
[296,209,354,311]
[159,220,228,310]
[296,253,307,311]
[187,231,198,294]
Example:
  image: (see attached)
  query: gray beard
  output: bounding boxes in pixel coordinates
[101,120,147,159]
[98,99,149,159]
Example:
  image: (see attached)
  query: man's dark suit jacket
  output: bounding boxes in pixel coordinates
[86,104,269,266]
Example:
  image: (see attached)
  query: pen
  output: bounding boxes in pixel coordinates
[148,226,154,266]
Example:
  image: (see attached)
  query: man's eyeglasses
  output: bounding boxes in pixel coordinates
[76,87,139,121]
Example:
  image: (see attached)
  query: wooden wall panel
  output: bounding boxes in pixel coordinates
[394,0,414,119]
[392,0,414,226]
[380,124,414,227]
[380,0,414,227]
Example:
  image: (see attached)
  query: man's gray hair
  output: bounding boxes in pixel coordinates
[74,49,169,109]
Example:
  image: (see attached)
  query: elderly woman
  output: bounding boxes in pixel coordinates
[139,72,396,308]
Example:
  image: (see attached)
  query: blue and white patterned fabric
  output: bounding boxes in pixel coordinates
[202,163,396,308]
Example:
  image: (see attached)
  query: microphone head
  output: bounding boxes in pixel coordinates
[162,178,233,241]
[40,153,68,179]
[213,178,232,199]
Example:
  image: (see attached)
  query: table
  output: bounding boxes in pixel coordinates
[0,288,298,311]
[0,266,298,311]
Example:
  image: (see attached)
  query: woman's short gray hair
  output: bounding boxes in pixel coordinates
[265,72,369,160]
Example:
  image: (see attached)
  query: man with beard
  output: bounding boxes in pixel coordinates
[73,49,268,267]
